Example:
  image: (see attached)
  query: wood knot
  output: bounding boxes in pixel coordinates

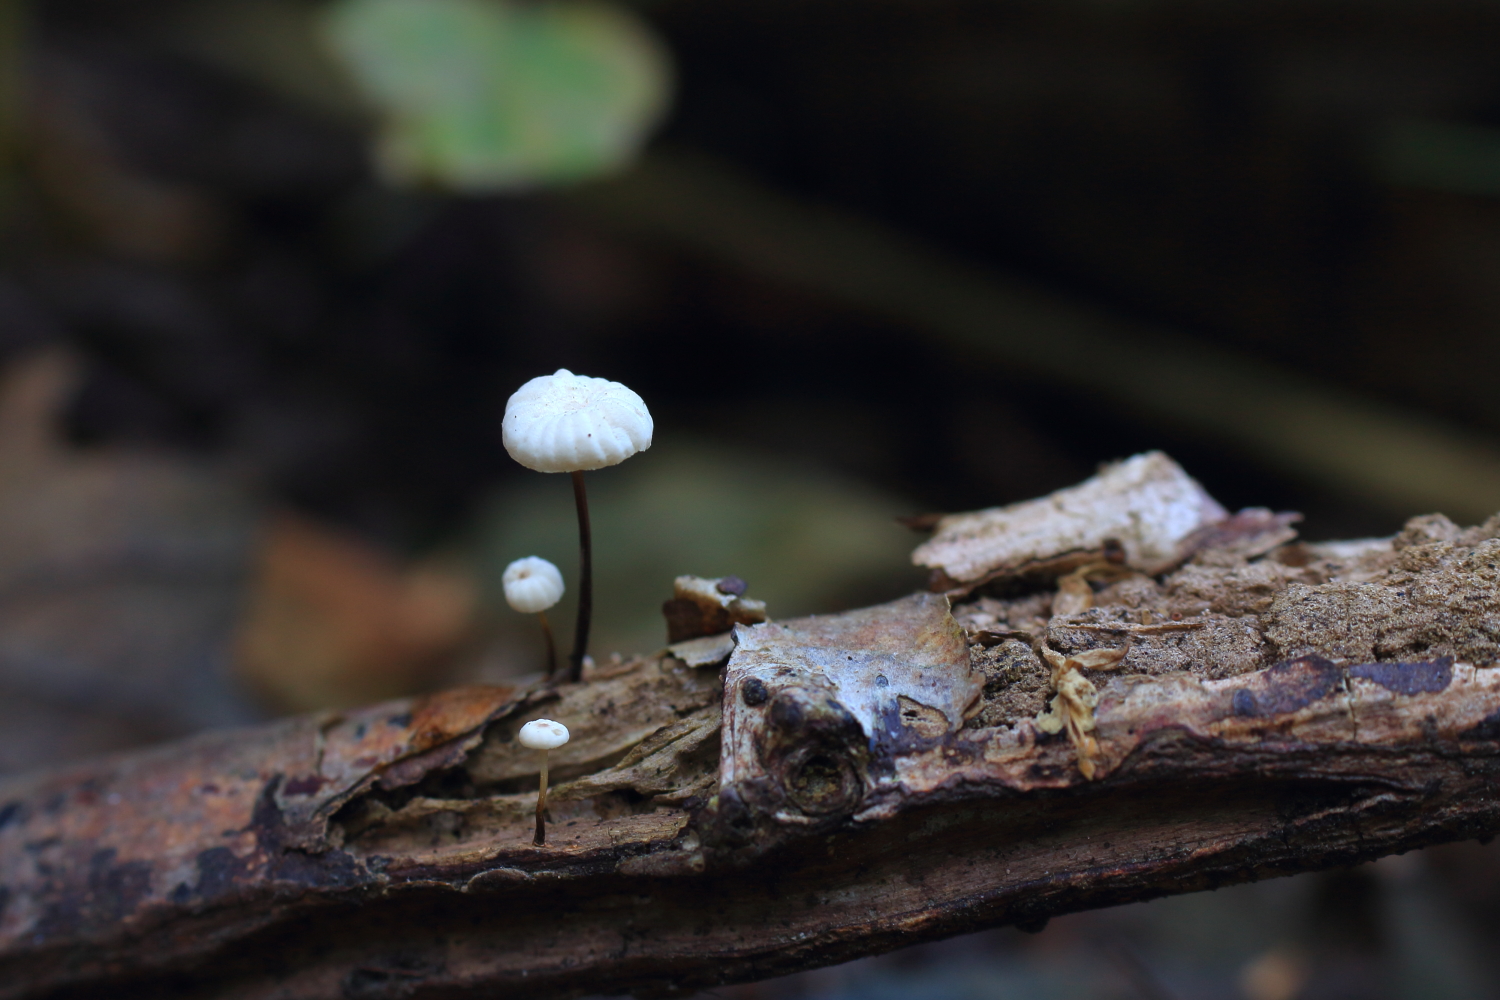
[754,686,868,819]
[781,745,864,816]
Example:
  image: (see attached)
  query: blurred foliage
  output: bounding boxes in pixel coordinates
[0,0,21,197]
[474,440,922,665]
[322,0,671,190]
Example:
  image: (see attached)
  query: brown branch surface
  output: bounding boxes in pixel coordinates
[6,515,1500,999]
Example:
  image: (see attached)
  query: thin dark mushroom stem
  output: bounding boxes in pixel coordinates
[538,611,557,677]
[569,470,593,683]
[534,750,550,846]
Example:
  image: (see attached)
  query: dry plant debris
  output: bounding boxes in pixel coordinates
[1035,642,1131,779]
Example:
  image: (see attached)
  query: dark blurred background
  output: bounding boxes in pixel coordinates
[4,0,1500,996]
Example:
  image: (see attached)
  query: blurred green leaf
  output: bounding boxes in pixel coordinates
[1373,119,1500,198]
[322,0,671,191]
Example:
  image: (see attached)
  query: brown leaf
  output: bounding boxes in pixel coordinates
[234,514,477,711]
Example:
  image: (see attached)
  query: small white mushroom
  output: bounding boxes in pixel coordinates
[502,556,565,613]
[503,556,565,676]
[518,718,570,846]
[502,369,652,474]
[502,370,653,683]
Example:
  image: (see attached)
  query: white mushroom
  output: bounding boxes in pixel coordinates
[502,370,653,682]
[518,718,571,846]
[503,557,565,676]
[503,369,652,473]
[502,556,565,613]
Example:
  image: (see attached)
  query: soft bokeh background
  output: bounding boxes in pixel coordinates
[6,0,1500,996]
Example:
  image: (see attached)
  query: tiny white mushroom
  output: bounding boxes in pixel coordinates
[518,718,570,846]
[503,557,565,676]
[503,556,565,613]
[503,370,653,682]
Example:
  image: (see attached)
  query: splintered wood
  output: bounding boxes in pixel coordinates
[7,452,1500,1000]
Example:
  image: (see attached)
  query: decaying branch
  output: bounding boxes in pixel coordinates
[9,455,1500,999]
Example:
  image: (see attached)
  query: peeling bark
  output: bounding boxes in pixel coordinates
[8,512,1500,998]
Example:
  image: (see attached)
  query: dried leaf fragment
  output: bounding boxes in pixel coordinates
[666,630,737,667]
[235,513,477,712]
[1050,559,1138,618]
[1036,642,1131,779]
[1051,569,1095,618]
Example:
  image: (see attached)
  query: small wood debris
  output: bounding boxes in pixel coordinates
[1177,508,1302,567]
[667,631,737,667]
[912,452,1231,594]
[970,628,1035,647]
[662,575,768,642]
[1068,621,1207,634]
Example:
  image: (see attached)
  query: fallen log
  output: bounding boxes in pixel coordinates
[7,459,1500,999]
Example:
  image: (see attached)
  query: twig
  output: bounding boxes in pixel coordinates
[567,151,1500,521]
[1066,621,1208,634]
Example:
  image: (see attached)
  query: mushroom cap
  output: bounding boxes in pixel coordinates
[503,556,565,614]
[502,369,652,473]
[518,718,570,750]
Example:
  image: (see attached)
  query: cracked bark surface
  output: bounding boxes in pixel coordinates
[7,509,1500,999]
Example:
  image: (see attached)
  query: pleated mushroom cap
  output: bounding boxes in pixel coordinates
[518,719,570,750]
[502,556,565,614]
[503,370,653,473]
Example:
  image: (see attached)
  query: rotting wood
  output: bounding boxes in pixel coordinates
[10,501,1500,997]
